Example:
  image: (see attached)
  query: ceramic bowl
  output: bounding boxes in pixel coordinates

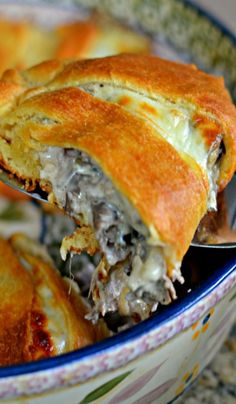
[0,249,234,404]
[0,1,235,403]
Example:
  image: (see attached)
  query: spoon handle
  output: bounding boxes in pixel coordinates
[0,170,48,203]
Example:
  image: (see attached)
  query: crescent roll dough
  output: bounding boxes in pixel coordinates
[0,54,235,320]
[0,16,150,201]
[0,16,150,76]
[0,234,107,365]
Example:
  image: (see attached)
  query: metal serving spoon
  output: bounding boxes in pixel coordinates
[0,169,236,249]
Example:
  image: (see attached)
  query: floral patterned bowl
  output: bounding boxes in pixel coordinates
[0,246,234,403]
[0,1,235,403]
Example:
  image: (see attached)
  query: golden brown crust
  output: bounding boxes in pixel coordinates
[55,14,151,59]
[0,19,29,74]
[0,18,150,77]
[11,233,107,354]
[0,19,57,76]
[0,234,106,365]
[46,54,236,189]
[3,54,235,188]
[0,54,235,273]
[0,85,208,268]
[55,21,99,59]
[0,237,33,365]
[60,226,100,261]
[22,252,98,356]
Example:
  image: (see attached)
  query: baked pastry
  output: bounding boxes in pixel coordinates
[55,16,151,59]
[0,16,150,76]
[0,16,150,201]
[0,233,107,365]
[0,54,235,321]
[0,15,150,201]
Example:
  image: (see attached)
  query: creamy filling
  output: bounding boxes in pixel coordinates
[39,111,222,321]
[38,87,222,319]
[38,85,223,322]
[40,147,177,320]
[79,83,221,210]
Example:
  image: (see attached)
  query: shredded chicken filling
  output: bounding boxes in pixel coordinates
[39,132,222,322]
[40,147,177,321]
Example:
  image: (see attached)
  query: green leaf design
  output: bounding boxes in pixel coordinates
[0,203,24,221]
[229,291,236,302]
[79,370,133,403]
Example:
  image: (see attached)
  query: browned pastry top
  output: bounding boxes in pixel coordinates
[0,54,235,273]
[0,238,33,365]
[46,54,236,189]
[0,17,150,76]
[0,235,107,365]
[6,53,235,188]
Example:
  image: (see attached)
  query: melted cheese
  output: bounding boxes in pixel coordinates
[35,80,224,320]
[38,88,222,317]
[128,247,166,291]
[39,147,180,317]
[81,83,221,210]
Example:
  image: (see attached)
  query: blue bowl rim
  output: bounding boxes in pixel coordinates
[1,255,235,378]
[0,0,235,378]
